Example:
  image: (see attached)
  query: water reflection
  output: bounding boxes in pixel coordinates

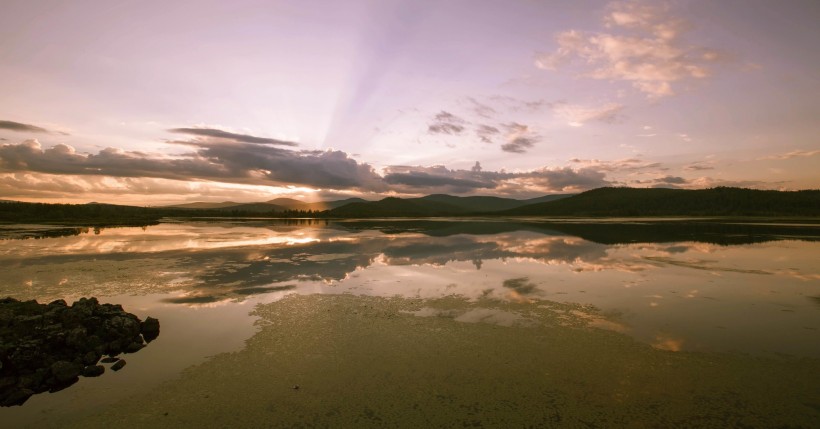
[0,220,818,358]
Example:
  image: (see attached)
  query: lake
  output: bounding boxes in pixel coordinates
[1,218,819,427]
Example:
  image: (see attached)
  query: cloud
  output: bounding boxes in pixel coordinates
[552,102,625,126]
[500,122,540,153]
[501,137,537,153]
[757,149,820,160]
[0,130,625,197]
[383,166,496,192]
[535,1,724,98]
[167,127,298,146]
[486,96,549,113]
[0,139,385,192]
[428,123,465,135]
[427,111,466,135]
[464,97,497,118]
[687,177,787,190]
[475,124,500,143]
[683,162,714,171]
[382,164,609,195]
[653,175,688,187]
[0,120,60,134]
[569,157,662,172]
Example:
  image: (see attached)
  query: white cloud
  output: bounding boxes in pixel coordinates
[757,149,820,160]
[535,1,724,98]
[551,102,624,127]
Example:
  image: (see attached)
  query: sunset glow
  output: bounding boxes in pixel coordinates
[1,0,817,204]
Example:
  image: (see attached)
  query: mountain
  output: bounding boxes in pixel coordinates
[327,197,466,217]
[326,194,574,217]
[167,201,245,209]
[167,197,369,212]
[502,187,820,217]
[519,194,575,205]
[225,202,289,213]
[265,198,306,209]
[267,197,370,211]
[415,194,572,212]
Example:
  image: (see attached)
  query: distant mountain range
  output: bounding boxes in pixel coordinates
[326,194,571,217]
[164,194,572,215]
[165,197,370,213]
[499,187,820,217]
[1,187,817,226]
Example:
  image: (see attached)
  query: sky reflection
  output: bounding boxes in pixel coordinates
[0,220,818,357]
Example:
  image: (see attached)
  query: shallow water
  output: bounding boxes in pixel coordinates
[1,219,819,427]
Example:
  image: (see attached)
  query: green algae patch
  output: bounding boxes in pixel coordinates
[72,294,819,428]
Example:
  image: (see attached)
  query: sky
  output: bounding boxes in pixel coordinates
[0,0,818,204]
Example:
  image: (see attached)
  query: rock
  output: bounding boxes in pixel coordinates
[50,360,81,384]
[82,350,101,366]
[100,356,119,363]
[65,326,88,348]
[0,297,158,406]
[0,376,14,389]
[82,365,105,377]
[124,342,144,353]
[1,388,33,407]
[141,317,160,342]
[110,359,126,371]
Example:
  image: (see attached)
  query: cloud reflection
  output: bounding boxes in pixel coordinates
[1,220,818,308]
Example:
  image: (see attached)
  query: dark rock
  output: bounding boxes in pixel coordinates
[141,317,160,342]
[124,342,144,353]
[82,365,105,377]
[82,350,101,366]
[65,326,88,348]
[50,360,81,384]
[0,376,14,389]
[1,388,33,407]
[17,371,45,390]
[48,377,77,393]
[100,356,119,363]
[0,296,158,406]
[110,359,126,371]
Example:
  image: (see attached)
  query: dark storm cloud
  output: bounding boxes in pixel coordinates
[0,120,51,134]
[1,129,611,195]
[522,167,609,191]
[382,164,609,194]
[383,166,496,192]
[167,127,299,146]
[0,139,384,191]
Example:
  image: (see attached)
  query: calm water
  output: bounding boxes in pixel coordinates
[1,219,819,427]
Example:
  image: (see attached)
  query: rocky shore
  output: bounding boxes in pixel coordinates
[0,297,159,406]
